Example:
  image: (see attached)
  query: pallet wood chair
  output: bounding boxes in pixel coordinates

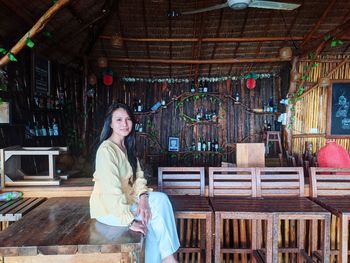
[158,167,212,263]
[310,167,350,263]
[208,167,275,263]
[255,167,331,263]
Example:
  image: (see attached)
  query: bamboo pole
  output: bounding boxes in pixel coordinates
[0,0,71,67]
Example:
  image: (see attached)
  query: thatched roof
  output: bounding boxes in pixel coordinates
[1,0,350,78]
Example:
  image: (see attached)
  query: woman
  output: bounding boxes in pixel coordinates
[90,102,179,263]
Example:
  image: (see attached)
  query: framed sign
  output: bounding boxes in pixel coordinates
[326,80,350,138]
[32,53,50,95]
[168,137,179,152]
[0,101,11,124]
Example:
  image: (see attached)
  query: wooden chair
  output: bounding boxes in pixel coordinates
[256,167,331,263]
[208,167,275,263]
[158,167,212,263]
[310,167,350,263]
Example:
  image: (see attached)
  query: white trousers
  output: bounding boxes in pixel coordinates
[97,191,180,263]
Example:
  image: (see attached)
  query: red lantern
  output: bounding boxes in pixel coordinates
[102,68,114,86]
[246,78,256,90]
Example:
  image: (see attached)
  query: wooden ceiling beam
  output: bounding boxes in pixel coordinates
[300,17,350,58]
[141,0,152,78]
[301,0,337,48]
[99,36,305,43]
[208,9,224,76]
[105,57,291,64]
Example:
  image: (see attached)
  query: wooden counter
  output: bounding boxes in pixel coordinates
[0,197,144,263]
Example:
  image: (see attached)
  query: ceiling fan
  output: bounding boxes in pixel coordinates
[178,0,301,15]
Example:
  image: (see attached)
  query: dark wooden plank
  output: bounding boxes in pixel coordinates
[169,196,212,212]
[0,197,143,256]
[210,196,328,214]
[313,196,350,215]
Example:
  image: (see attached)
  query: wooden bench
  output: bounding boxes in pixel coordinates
[0,197,144,263]
[158,167,212,263]
[310,167,350,263]
[256,167,330,263]
[0,197,46,230]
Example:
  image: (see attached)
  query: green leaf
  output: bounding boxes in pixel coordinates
[8,52,17,62]
[26,38,35,48]
[312,63,318,69]
[338,40,344,46]
[331,40,337,47]
[0,48,7,55]
[324,34,331,41]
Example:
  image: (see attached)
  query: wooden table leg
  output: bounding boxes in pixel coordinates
[322,214,331,263]
[339,214,349,263]
[297,220,305,263]
[206,213,212,263]
[215,213,221,263]
[271,214,279,263]
[266,214,278,263]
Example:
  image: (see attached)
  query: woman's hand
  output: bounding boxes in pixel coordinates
[137,194,152,225]
[129,220,147,235]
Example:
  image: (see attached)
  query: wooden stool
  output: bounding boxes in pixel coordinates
[266,131,282,155]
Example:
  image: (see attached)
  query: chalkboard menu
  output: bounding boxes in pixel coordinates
[327,81,350,137]
[34,55,50,95]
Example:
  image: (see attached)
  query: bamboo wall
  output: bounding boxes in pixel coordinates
[292,55,350,154]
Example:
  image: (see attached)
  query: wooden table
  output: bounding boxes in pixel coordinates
[169,195,213,263]
[0,197,144,263]
[0,146,67,187]
[0,197,46,230]
[313,196,350,263]
[210,196,331,263]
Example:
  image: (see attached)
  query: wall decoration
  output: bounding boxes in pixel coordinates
[0,101,11,124]
[327,81,350,137]
[33,54,50,95]
[168,137,179,152]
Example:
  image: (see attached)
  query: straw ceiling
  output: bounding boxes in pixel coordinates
[1,0,350,78]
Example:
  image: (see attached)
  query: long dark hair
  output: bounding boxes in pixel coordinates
[99,102,137,181]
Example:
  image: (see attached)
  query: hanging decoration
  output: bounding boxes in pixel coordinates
[102,68,114,86]
[88,73,97,86]
[111,33,123,48]
[244,72,257,90]
[97,57,108,68]
[279,47,292,60]
[122,73,272,84]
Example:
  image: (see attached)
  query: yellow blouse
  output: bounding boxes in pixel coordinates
[89,140,151,225]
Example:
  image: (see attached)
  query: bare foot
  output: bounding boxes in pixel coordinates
[162,254,178,263]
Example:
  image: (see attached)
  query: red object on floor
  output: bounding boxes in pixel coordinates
[317,141,350,168]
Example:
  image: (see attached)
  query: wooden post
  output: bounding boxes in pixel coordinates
[0,0,70,67]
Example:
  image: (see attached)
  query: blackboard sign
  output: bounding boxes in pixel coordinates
[327,81,350,137]
[34,55,50,95]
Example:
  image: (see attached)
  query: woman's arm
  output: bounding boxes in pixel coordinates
[94,145,135,225]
